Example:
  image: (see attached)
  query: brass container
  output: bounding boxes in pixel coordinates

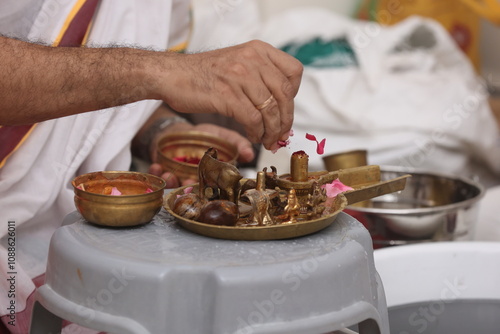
[164,182,348,240]
[72,171,166,227]
[157,131,239,183]
[164,166,409,240]
[322,149,368,171]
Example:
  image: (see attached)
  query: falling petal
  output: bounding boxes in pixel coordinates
[317,138,326,155]
[306,133,326,155]
[305,133,316,141]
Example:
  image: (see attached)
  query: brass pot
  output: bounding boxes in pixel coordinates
[72,171,166,227]
[156,131,238,183]
[322,149,368,171]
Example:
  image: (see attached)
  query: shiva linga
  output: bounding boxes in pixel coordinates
[271,150,338,220]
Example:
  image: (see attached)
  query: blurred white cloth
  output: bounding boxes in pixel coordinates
[187,0,261,52]
[0,1,189,332]
[253,8,500,189]
[187,3,500,241]
[187,3,500,188]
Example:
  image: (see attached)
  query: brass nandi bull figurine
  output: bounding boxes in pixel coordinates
[198,147,243,204]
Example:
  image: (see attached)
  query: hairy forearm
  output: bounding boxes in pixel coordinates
[0,36,168,125]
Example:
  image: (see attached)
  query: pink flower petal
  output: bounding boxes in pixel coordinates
[305,133,316,141]
[145,188,154,193]
[184,186,193,194]
[271,139,290,153]
[305,133,327,155]
[271,129,295,153]
[321,179,353,198]
[110,187,122,196]
[317,138,326,155]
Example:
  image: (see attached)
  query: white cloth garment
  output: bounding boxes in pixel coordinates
[185,3,500,188]
[0,1,189,332]
[254,8,500,189]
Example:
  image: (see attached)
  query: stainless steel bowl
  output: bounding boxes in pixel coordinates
[345,167,485,247]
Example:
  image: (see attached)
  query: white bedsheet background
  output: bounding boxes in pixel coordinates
[189,1,500,241]
[190,2,500,189]
[258,8,500,187]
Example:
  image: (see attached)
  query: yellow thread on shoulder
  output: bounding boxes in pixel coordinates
[168,41,188,53]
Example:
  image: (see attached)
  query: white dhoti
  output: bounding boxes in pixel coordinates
[0,1,189,331]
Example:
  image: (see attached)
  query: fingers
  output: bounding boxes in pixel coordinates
[238,41,302,149]
[161,171,195,188]
[148,163,181,188]
[266,57,300,141]
[232,41,302,149]
[265,44,303,97]
[262,44,302,146]
[157,40,302,150]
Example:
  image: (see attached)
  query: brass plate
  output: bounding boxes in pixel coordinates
[163,184,348,241]
[163,170,410,240]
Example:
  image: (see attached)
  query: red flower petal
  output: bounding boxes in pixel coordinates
[306,133,326,155]
[305,133,316,141]
[317,138,326,155]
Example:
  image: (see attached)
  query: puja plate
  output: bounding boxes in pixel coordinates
[163,172,410,240]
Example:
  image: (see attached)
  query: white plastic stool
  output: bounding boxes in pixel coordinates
[30,211,389,334]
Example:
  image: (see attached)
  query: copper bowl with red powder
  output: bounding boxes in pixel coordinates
[156,131,239,183]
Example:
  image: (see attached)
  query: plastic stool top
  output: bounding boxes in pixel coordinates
[33,211,389,334]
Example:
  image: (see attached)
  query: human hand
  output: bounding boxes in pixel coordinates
[154,40,303,151]
[147,123,255,188]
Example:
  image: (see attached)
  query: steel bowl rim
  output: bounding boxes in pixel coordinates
[347,165,485,215]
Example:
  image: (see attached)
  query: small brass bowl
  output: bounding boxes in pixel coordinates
[72,171,166,227]
[322,149,368,171]
[157,131,238,183]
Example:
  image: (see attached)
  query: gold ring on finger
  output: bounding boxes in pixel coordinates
[255,95,274,110]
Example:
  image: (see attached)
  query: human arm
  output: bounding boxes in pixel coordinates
[0,37,302,150]
[0,36,157,125]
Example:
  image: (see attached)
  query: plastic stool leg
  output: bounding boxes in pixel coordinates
[30,301,63,334]
[358,319,381,334]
